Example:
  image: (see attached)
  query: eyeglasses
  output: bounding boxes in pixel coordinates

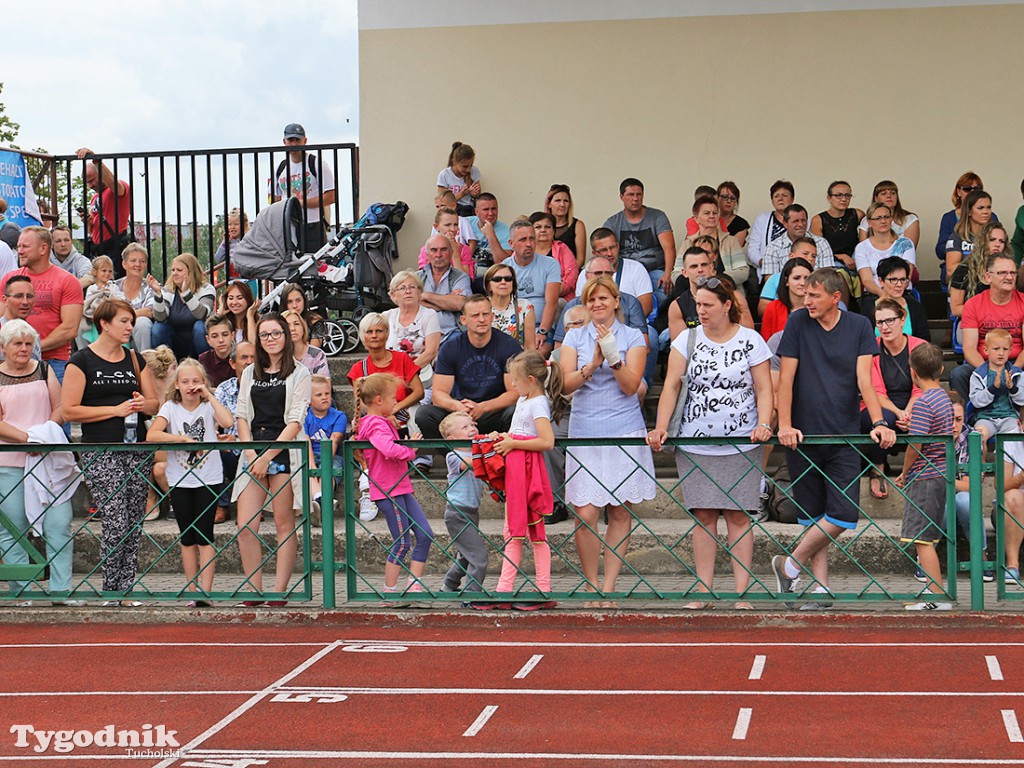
[489,275,514,283]
[959,185,983,193]
[717,194,737,202]
[565,319,586,328]
[695,276,722,290]
[989,270,1016,278]
[588,270,612,277]
[5,292,34,300]
[831,192,854,199]
[394,284,420,292]
[592,246,616,256]
[868,215,892,222]
[884,277,910,285]
[876,316,901,328]
[258,330,285,340]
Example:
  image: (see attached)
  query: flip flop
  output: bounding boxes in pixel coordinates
[870,473,888,500]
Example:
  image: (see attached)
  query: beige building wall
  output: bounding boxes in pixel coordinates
[359,3,1024,279]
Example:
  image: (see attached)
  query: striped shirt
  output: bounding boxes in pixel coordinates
[907,387,954,481]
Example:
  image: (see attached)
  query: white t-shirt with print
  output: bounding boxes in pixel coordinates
[673,325,771,455]
[437,166,481,202]
[275,157,336,224]
[509,394,550,437]
[157,400,224,488]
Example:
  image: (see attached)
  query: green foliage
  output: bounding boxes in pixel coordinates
[0,83,19,145]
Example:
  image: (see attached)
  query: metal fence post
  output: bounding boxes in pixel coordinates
[320,440,336,609]
[968,430,985,611]
[344,441,357,599]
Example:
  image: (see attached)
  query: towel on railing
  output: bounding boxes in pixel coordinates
[504,434,553,542]
[23,422,84,535]
[471,436,505,502]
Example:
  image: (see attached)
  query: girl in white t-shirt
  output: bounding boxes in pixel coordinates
[147,358,234,606]
[436,141,481,217]
[490,352,568,610]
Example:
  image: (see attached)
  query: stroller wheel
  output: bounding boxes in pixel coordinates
[339,319,361,353]
[311,319,350,357]
[350,306,370,323]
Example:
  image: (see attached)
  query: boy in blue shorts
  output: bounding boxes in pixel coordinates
[305,375,347,524]
[894,344,955,610]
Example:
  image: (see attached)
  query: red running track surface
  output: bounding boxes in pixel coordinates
[2,618,1024,766]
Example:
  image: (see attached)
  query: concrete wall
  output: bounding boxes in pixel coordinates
[359,2,1024,278]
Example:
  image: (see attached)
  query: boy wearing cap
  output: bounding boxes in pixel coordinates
[272,122,336,251]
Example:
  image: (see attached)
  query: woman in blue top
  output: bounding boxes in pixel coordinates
[560,276,655,604]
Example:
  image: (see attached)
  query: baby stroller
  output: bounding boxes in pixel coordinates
[231,198,400,355]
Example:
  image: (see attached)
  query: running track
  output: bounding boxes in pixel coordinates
[2,615,1024,766]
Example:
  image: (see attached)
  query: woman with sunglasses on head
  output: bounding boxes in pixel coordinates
[935,173,1000,279]
[854,203,917,298]
[484,262,536,351]
[860,298,926,500]
[945,188,994,278]
[811,181,864,276]
[950,222,1010,318]
[648,275,773,609]
[856,181,920,247]
[545,184,587,265]
[860,257,930,341]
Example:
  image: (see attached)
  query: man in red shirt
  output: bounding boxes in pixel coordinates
[951,253,1024,402]
[76,146,132,275]
[4,226,84,383]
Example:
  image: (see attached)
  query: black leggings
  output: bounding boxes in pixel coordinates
[169,485,218,546]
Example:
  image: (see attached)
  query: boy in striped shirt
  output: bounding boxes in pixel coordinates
[894,343,955,610]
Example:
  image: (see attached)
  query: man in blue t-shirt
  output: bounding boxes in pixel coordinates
[468,193,511,266]
[506,220,561,354]
[414,295,522,439]
[772,267,895,606]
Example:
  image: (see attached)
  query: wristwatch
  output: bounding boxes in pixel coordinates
[872,420,888,429]
[610,360,623,370]
[538,328,549,338]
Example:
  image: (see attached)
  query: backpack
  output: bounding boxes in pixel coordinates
[355,201,409,239]
[764,462,800,524]
[275,155,319,191]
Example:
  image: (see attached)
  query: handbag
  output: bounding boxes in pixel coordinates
[665,326,698,446]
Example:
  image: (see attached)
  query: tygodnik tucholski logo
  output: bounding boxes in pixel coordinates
[10,723,180,755]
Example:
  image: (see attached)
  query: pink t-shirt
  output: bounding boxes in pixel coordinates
[961,290,1024,359]
[3,265,84,361]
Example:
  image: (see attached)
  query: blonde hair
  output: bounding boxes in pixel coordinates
[166,357,210,404]
[985,328,1013,348]
[439,411,473,438]
[281,309,309,343]
[506,350,568,425]
[85,255,115,287]
[165,252,207,292]
[357,372,398,405]
[310,374,332,389]
[143,345,177,380]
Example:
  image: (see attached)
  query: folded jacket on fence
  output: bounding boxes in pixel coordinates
[471,436,505,501]
[504,434,552,542]
[23,421,83,536]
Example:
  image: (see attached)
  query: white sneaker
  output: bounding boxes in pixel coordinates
[359,494,378,522]
[905,600,953,611]
[412,455,433,469]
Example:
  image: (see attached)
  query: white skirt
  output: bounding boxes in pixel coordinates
[564,428,657,508]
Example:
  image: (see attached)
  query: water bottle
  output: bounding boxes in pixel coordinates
[124,411,138,444]
[267,461,286,475]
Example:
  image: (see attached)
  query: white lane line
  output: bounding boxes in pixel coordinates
[731,708,752,740]
[463,705,498,737]
[513,654,544,679]
[1004,710,1024,743]
[0,690,255,697]
[749,655,766,680]
[988,655,1005,681]
[150,639,343,768]
[0,642,329,649]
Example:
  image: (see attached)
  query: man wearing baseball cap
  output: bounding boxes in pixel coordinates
[272,123,336,251]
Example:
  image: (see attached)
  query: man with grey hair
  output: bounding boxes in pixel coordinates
[49,226,91,284]
[419,234,471,342]
[506,220,561,354]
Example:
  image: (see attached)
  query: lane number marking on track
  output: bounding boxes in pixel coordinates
[1003,710,1024,743]
[987,655,1005,681]
[749,655,766,680]
[732,708,752,740]
[342,644,408,653]
[463,705,499,737]
[514,655,544,679]
[270,690,349,704]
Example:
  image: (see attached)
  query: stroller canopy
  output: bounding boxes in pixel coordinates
[230,199,304,280]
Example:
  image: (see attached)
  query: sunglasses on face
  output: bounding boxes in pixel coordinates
[959,185,982,193]
[490,275,514,283]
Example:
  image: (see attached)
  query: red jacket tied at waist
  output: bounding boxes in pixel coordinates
[504,434,553,542]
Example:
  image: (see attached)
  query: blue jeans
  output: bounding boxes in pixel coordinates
[47,359,72,438]
[644,324,660,386]
[946,490,986,553]
[648,268,668,318]
[151,320,211,359]
[0,466,75,594]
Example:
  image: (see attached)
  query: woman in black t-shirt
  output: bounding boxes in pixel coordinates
[233,314,311,604]
[62,298,159,604]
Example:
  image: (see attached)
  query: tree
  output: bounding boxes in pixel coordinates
[0,82,19,145]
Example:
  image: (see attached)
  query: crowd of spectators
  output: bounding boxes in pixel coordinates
[4,138,1024,608]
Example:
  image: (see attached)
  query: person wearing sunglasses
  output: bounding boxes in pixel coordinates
[859,256,929,341]
[950,253,1024,403]
[854,203,917,299]
[934,172,1000,280]
[483,262,536,351]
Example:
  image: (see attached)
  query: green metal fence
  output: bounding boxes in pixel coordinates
[0,433,1010,610]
